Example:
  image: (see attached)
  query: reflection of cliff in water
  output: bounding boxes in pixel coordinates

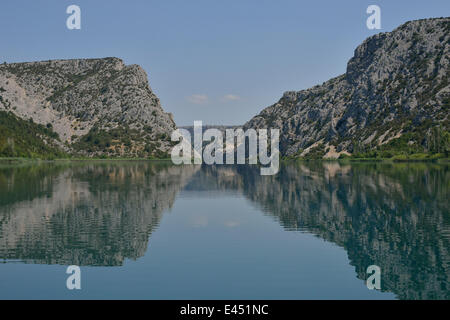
[1,161,448,299]
[188,163,450,300]
[0,162,199,266]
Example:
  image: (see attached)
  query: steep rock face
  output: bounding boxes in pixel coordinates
[244,18,450,158]
[0,58,176,157]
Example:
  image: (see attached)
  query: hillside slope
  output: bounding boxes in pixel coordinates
[0,58,176,158]
[0,111,66,159]
[244,17,450,159]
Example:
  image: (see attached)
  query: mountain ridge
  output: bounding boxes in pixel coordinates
[1,17,449,160]
[0,57,176,158]
[244,17,450,159]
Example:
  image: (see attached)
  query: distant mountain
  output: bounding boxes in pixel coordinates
[0,58,176,158]
[245,17,450,159]
[178,125,242,138]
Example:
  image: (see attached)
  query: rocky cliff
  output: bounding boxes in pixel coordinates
[0,57,176,158]
[244,17,450,158]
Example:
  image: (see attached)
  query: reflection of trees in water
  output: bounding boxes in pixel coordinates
[0,162,199,266]
[189,163,450,300]
[0,161,448,298]
[0,163,66,207]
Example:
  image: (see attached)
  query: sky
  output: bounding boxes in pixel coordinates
[0,0,449,126]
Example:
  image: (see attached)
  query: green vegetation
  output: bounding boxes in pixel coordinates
[303,143,326,160]
[345,123,450,161]
[0,111,173,160]
[71,125,172,159]
[284,121,450,162]
[0,111,66,159]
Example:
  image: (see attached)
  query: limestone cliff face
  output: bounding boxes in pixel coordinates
[244,18,450,158]
[0,58,176,157]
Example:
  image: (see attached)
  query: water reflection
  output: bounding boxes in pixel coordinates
[0,162,199,266]
[186,163,450,300]
[0,161,448,299]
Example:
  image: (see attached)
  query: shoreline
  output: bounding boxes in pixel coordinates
[283,157,450,163]
[0,157,173,165]
[0,157,448,165]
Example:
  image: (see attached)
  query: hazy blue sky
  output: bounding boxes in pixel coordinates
[1,0,449,125]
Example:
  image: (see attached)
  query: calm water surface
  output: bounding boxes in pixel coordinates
[0,161,448,299]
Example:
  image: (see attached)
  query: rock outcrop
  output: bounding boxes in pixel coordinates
[0,57,176,158]
[244,18,450,158]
